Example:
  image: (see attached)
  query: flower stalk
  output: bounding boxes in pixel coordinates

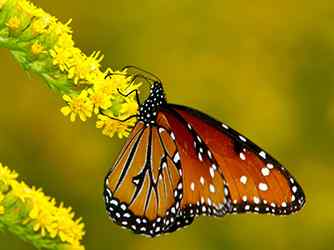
[0,163,85,250]
[0,0,141,138]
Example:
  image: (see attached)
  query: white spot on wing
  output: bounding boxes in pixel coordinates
[259,151,266,159]
[190,182,195,191]
[292,186,298,193]
[211,163,217,170]
[110,200,118,206]
[267,163,274,169]
[207,150,212,159]
[200,176,205,185]
[222,123,229,129]
[261,167,270,176]
[253,196,260,204]
[209,184,215,193]
[173,152,180,163]
[209,167,215,178]
[198,152,203,161]
[258,182,268,191]
[240,175,247,184]
[170,132,176,140]
[239,135,246,142]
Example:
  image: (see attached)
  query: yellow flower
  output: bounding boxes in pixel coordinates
[6,16,21,30]
[5,163,85,245]
[92,69,131,97]
[0,0,7,9]
[0,193,5,214]
[65,244,85,250]
[68,51,103,84]
[31,42,44,55]
[57,33,75,50]
[28,186,52,221]
[96,115,132,139]
[16,0,44,18]
[120,98,139,117]
[1,0,141,139]
[10,181,32,202]
[0,163,18,186]
[61,90,93,122]
[53,203,85,245]
[31,210,56,237]
[87,88,112,114]
[50,19,73,36]
[50,46,77,72]
[31,15,55,35]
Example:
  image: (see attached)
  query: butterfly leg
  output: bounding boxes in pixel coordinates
[117,88,140,107]
[100,112,138,123]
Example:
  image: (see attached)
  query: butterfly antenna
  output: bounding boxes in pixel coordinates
[104,71,153,89]
[122,65,162,83]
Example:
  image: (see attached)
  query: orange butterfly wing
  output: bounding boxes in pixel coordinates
[104,121,184,236]
[163,104,305,217]
[157,109,230,217]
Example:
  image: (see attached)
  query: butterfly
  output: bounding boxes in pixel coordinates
[103,67,306,237]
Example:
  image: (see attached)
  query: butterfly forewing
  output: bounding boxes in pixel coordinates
[157,110,231,218]
[167,104,305,215]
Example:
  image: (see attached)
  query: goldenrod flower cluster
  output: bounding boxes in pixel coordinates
[0,0,141,139]
[0,163,85,250]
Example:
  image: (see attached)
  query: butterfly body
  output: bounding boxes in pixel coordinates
[104,79,305,237]
[138,82,167,125]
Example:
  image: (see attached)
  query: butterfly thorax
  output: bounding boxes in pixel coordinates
[138,82,167,125]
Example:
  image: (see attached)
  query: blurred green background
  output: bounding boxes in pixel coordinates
[1,0,333,249]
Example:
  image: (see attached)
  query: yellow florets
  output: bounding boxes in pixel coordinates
[0,0,7,9]
[0,163,18,187]
[6,16,21,30]
[31,16,52,35]
[65,244,85,250]
[0,193,5,214]
[1,0,142,139]
[16,0,42,17]
[61,90,93,122]
[0,163,85,247]
[50,46,75,71]
[88,88,112,114]
[53,204,85,245]
[96,115,133,139]
[31,42,44,55]
[121,98,139,117]
[68,51,104,84]
[10,181,32,202]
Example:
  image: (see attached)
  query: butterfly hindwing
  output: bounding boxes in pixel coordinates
[104,121,184,236]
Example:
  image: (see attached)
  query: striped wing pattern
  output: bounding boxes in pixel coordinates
[104,121,183,236]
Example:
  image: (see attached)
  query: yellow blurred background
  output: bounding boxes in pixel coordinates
[1,0,333,249]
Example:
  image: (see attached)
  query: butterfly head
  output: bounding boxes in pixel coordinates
[138,81,166,125]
